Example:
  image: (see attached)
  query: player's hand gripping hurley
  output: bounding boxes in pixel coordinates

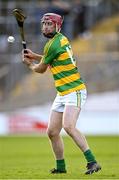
[13,8,27,52]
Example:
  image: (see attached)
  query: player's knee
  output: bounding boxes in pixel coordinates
[63,124,74,136]
[47,128,58,139]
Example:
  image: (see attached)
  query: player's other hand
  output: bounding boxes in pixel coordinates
[22,57,31,66]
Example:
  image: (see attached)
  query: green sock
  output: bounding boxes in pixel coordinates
[56,159,66,171]
[84,149,97,163]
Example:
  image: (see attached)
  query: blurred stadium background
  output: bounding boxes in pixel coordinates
[0,0,119,135]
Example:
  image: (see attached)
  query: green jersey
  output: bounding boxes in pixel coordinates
[43,33,86,95]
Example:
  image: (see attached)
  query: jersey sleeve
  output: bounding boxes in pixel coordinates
[43,39,64,65]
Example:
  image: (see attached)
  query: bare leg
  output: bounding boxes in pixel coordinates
[47,110,64,160]
[63,105,89,152]
[63,105,101,175]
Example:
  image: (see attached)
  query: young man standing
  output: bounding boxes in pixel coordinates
[22,13,101,175]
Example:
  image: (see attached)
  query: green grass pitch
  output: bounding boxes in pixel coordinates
[0,135,119,179]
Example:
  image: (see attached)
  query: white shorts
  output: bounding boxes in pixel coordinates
[51,89,87,113]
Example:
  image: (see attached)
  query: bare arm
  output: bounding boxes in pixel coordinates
[28,60,48,73]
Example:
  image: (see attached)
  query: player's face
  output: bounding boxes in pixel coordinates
[41,20,56,38]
